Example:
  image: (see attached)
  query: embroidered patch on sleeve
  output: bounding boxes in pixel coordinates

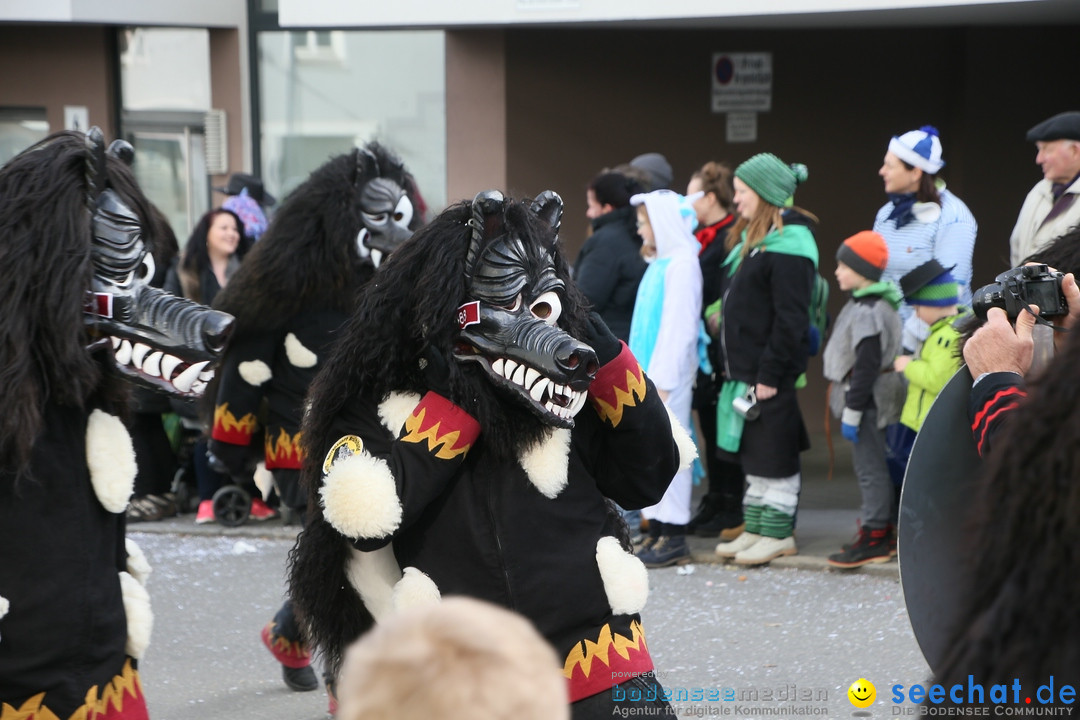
[323,435,365,475]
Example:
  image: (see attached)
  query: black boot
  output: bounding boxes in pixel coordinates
[688,494,721,533]
[694,491,745,539]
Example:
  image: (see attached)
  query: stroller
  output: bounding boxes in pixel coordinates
[167,399,272,527]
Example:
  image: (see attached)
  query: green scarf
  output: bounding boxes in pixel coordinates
[853,280,904,310]
[722,223,819,277]
[716,379,750,453]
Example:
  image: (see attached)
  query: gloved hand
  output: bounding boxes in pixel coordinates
[207,438,251,478]
[421,344,453,398]
[841,422,859,444]
[584,311,622,366]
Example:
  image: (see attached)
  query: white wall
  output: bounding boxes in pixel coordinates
[278,0,1059,28]
[2,0,245,27]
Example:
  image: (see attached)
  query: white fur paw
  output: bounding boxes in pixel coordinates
[284,333,317,368]
[86,410,137,513]
[120,571,153,659]
[596,536,649,615]
[125,538,152,587]
[667,407,698,472]
[519,428,571,499]
[238,359,272,386]
[320,453,402,540]
[378,392,422,436]
[391,567,441,613]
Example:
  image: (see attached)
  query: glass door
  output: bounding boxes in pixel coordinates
[124,121,209,244]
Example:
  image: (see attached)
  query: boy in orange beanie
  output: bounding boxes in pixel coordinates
[822,231,907,568]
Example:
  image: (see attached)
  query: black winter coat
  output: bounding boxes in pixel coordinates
[573,206,646,343]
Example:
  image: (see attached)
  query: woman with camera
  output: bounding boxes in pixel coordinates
[713,153,819,566]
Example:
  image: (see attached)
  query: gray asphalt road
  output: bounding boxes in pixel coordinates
[132,531,930,719]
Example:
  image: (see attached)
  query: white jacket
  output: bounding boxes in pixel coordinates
[1009,175,1080,266]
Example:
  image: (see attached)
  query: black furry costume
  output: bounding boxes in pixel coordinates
[0,130,231,720]
[206,143,423,681]
[289,191,691,713]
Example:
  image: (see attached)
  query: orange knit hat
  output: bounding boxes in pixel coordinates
[836,230,888,282]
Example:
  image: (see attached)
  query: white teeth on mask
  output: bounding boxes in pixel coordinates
[172,360,209,394]
[110,336,121,349]
[115,340,133,366]
[160,354,182,381]
[569,390,588,417]
[199,369,214,381]
[132,343,151,369]
[530,377,550,404]
[491,356,587,421]
[143,351,162,378]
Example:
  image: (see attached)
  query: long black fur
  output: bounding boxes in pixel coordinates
[0,132,152,479]
[288,195,592,677]
[211,143,422,336]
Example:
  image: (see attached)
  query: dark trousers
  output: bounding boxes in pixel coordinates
[694,370,745,509]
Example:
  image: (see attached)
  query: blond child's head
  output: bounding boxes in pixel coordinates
[335,597,570,720]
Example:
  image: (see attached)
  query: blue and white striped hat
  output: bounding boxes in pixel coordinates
[888,126,945,175]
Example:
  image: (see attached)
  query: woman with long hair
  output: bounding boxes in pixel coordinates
[685,161,747,540]
[165,208,246,306]
[712,153,820,566]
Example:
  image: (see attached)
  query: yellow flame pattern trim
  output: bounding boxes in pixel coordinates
[562,620,647,679]
[0,658,142,720]
[400,407,470,460]
[265,428,305,464]
[591,368,648,427]
[213,403,258,436]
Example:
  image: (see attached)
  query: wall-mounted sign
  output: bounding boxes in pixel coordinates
[64,105,89,132]
[711,53,772,113]
[726,112,758,143]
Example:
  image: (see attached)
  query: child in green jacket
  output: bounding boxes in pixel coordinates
[890,259,967,490]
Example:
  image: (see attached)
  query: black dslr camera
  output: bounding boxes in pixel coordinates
[972,264,1068,321]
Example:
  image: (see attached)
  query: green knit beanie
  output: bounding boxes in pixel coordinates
[735,153,809,208]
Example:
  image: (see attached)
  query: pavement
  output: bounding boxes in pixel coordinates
[131,431,898,578]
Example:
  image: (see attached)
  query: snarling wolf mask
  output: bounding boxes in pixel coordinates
[452,190,598,428]
[83,129,233,398]
[355,150,416,267]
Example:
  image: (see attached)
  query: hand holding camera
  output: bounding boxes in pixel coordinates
[964,267,1080,379]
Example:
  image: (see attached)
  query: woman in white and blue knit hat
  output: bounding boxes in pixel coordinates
[874,126,978,351]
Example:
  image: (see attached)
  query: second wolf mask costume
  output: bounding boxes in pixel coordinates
[289,190,696,715]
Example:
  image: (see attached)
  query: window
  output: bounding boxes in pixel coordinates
[0,107,49,167]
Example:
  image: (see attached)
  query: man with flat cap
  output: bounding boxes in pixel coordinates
[1009,110,1080,266]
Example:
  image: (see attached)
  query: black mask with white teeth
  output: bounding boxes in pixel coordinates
[86,187,234,399]
[453,191,598,428]
[358,177,414,264]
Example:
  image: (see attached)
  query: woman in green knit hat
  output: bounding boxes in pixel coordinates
[713,152,820,566]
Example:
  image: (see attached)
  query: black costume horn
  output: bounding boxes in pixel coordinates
[530,190,563,240]
[84,126,108,205]
[464,190,506,285]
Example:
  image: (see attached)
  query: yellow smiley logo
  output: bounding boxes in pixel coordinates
[847,678,876,708]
